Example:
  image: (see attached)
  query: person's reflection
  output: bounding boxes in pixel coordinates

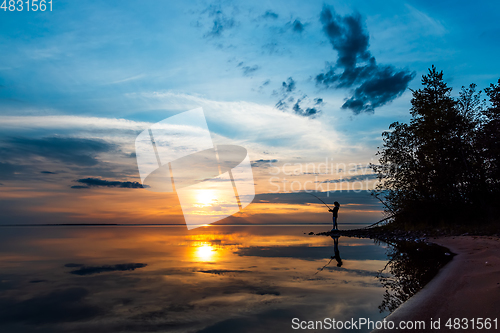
[331,235,343,267]
[315,235,343,275]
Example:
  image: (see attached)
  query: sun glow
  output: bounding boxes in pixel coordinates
[195,243,216,261]
[195,189,217,207]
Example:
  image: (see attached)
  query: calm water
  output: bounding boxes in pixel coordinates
[0,226,394,332]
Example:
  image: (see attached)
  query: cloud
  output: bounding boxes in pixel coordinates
[237,62,260,76]
[262,10,278,20]
[132,90,343,154]
[1,137,115,167]
[281,77,296,93]
[320,174,378,183]
[202,5,236,38]
[274,77,297,110]
[0,162,26,179]
[0,115,149,131]
[291,19,304,33]
[315,6,415,114]
[71,178,146,189]
[40,171,57,174]
[253,191,380,207]
[251,159,278,168]
[68,263,147,276]
[292,96,322,117]
[273,78,324,117]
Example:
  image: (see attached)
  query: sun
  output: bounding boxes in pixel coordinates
[195,189,217,207]
[196,244,215,261]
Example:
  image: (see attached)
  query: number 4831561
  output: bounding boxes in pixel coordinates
[1,0,53,11]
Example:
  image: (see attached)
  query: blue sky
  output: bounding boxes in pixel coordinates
[0,0,499,224]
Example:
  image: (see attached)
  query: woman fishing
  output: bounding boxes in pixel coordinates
[306,193,340,232]
[329,201,340,231]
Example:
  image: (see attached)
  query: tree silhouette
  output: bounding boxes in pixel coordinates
[373,66,499,227]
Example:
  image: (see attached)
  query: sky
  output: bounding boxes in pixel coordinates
[1,0,499,225]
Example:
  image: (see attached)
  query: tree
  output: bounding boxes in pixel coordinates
[482,79,500,191]
[372,66,491,227]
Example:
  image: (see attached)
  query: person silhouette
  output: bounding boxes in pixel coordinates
[331,235,342,267]
[315,235,343,275]
[329,201,340,231]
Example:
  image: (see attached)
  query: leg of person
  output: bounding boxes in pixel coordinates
[333,217,338,230]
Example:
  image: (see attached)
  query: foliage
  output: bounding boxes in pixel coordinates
[372,66,500,227]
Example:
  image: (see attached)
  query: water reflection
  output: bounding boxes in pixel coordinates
[315,236,343,275]
[0,226,391,332]
[332,236,343,267]
[195,243,217,262]
[376,240,454,313]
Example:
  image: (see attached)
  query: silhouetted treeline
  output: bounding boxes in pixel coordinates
[372,66,500,227]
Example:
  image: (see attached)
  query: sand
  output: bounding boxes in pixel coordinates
[373,236,500,333]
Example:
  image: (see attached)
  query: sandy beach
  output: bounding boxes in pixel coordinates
[374,236,500,332]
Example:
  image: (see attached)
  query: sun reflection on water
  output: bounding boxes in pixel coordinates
[194,243,216,262]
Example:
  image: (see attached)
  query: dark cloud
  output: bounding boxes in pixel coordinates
[250,159,278,168]
[262,10,278,19]
[40,171,57,174]
[0,162,25,179]
[293,95,322,117]
[1,137,114,167]
[282,77,296,92]
[242,65,259,76]
[291,19,304,33]
[320,174,378,183]
[237,62,260,76]
[273,78,324,117]
[316,6,415,114]
[68,263,147,276]
[0,288,104,325]
[72,178,146,189]
[202,5,236,38]
[254,191,381,208]
[274,77,296,110]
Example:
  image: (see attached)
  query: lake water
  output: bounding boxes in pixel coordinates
[0,225,402,332]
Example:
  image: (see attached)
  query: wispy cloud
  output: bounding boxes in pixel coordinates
[1,137,115,167]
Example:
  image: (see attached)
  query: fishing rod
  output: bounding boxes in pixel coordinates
[314,256,335,275]
[307,192,333,210]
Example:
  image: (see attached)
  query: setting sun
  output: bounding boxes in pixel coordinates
[195,190,217,207]
[195,243,216,262]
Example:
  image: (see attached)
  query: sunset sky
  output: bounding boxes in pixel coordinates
[1,0,499,225]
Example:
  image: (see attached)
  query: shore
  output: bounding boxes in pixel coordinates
[372,236,500,333]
